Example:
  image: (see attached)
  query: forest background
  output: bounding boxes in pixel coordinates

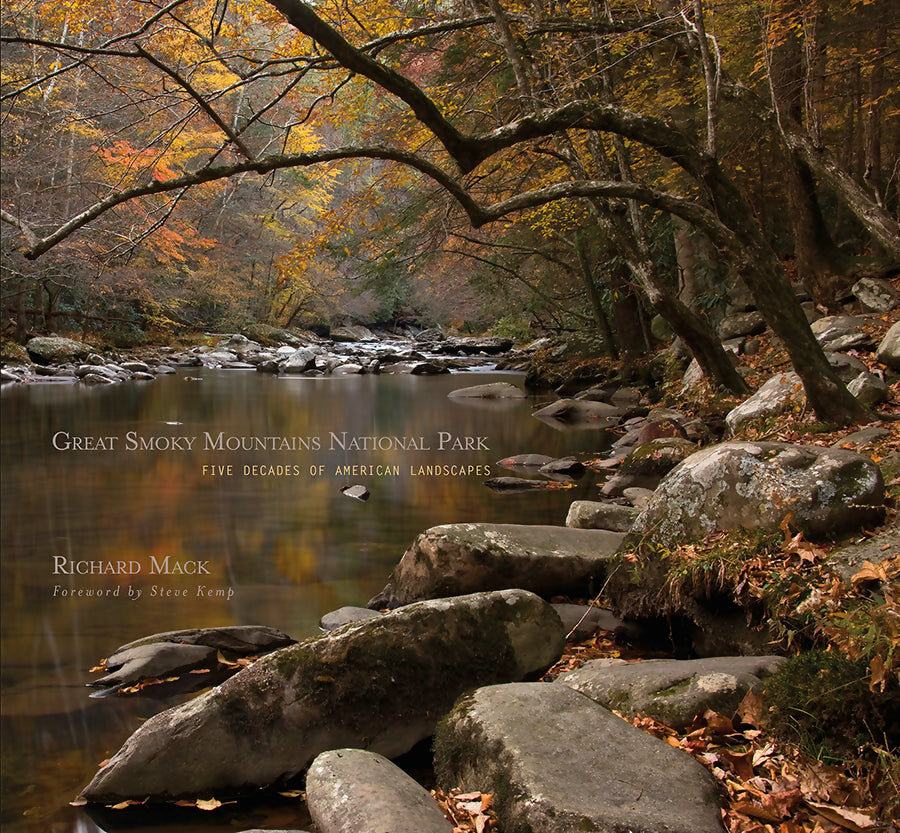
[1,0,898,424]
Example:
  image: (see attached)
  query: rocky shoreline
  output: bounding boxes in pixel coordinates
[5,309,900,831]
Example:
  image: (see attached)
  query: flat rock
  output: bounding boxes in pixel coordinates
[557,656,785,729]
[89,643,218,691]
[376,523,625,606]
[827,527,900,584]
[81,589,564,802]
[532,398,624,430]
[448,382,524,399]
[306,749,452,833]
[434,682,726,833]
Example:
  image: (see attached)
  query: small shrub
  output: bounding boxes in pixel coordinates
[766,650,900,764]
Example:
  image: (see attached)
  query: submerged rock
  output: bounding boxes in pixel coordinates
[80,589,564,803]
[435,682,726,833]
[448,382,525,399]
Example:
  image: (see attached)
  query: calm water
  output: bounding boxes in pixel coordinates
[0,368,611,833]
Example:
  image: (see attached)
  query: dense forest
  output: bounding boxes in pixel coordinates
[1,0,898,418]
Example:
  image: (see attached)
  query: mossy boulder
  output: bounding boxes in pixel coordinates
[629,441,884,546]
[81,589,565,803]
[25,335,91,365]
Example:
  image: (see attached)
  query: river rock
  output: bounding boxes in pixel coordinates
[331,324,378,342]
[725,372,805,434]
[848,371,888,406]
[434,682,726,833]
[876,320,900,371]
[557,656,785,729]
[828,351,869,383]
[852,277,899,313]
[532,398,624,430]
[89,626,297,690]
[319,607,383,630]
[497,453,555,470]
[216,334,262,357]
[628,441,884,545]
[826,527,900,584]
[80,589,565,802]
[552,603,623,641]
[600,437,697,497]
[25,336,91,365]
[281,347,317,373]
[565,500,639,532]
[443,336,513,355]
[88,642,218,691]
[76,364,121,381]
[306,749,452,833]
[811,315,873,351]
[717,310,766,340]
[447,382,524,398]
[373,523,625,606]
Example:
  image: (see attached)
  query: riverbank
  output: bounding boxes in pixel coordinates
[3,305,899,831]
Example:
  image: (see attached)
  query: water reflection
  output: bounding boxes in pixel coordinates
[1,370,610,832]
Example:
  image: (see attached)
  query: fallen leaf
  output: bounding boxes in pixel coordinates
[481,793,494,812]
[868,654,886,693]
[196,798,222,811]
[851,561,888,588]
[805,801,878,832]
[720,749,756,781]
[736,689,765,729]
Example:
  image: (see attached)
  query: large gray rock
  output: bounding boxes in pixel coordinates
[81,590,565,802]
[377,523,625,606]
[25,336,91,365]
[557,656,785,729]
[434,683,725,833]
[631,441,884,545]
[725,372,804,434]
[306,749,452,833]
[877,320,900,371]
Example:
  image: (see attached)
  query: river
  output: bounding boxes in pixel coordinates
[0,367,612,832]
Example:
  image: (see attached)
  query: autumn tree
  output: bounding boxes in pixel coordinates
[3,0,897,423]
